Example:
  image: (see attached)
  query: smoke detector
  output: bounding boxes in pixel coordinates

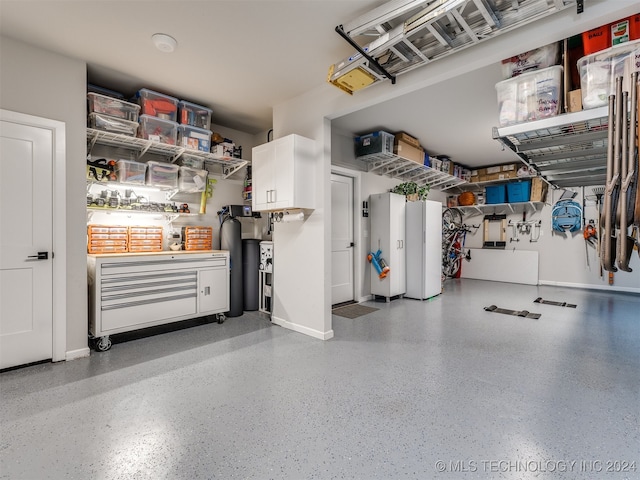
[152,33,178,53]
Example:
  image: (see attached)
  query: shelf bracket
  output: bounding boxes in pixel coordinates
[171,147,186,163]
[222,160,248,179]
[165,189,179,201]
[136,140,153,160]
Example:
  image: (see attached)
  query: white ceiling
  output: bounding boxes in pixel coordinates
[0,0,378,133]
[1,1,635,169]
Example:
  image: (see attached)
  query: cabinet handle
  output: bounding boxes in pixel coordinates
[272,189,276,203]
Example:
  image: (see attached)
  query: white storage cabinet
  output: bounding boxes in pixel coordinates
[405,200,442,300]
[369,192,406,301]
[252,134,316,211]
[88,251,229,351]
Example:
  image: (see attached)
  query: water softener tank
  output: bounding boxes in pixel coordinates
[221,217,243,317]
[242,239,260,311]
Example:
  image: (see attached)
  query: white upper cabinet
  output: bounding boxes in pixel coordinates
[252,134,316,212]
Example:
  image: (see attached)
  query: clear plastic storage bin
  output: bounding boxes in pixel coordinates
[578,39,640,109]
[178,100,213,130]
[178,166,208,192]
[177,124,212,152]
[133,88,179,121]
[354,131,394,157]
[146,161,179,189]
[495,65,563,126]
[138,114,178,145]
[87,92,140,122]
[179,156,205,169]
[116,160,147,185]
[89,113,139,136]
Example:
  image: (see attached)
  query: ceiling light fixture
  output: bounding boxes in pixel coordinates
[152,33,178,53]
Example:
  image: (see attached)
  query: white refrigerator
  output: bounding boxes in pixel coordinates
[405,200,442,300]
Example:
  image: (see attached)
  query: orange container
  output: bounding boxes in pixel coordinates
[630,14,640,41]
[582,24,611,55]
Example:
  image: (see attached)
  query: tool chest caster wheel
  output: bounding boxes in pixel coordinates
[216,313,225,324]
[94,336,112,352]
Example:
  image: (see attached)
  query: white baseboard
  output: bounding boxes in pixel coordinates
[539,280,640,294]
[358,295,373,303]
[65,347,90,361]
[271,316,334,340]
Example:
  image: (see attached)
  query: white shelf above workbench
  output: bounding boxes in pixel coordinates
[87,128,248,179]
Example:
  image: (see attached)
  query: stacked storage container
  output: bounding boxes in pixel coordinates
[87,225,128,254]
[146,161,179,189]
[128,226,163,253]
[177,100,213,152]
[495,66,563,126]
[577,39,640,110]
[182,226,213,251]
[134,89,179,145]
[87,92,141,137]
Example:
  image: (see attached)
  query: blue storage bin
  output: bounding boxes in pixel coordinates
[506,180,531,202]
[485,185,506,204]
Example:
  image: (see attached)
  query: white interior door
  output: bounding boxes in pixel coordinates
[0,119,54,369]
[331,173,354,305]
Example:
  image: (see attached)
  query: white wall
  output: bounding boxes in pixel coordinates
[272,1,640,339]
[1,36,87,353]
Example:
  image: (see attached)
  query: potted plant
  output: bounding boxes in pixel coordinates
[391,181,429,201]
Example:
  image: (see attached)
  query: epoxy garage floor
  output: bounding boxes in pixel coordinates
[1,279,639,479]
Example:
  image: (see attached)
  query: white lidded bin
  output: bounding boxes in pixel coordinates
[577,39,640,109]
[146,161,179,189]
[178,100,213,130]
[87,92,140,122]
[133,88,179,121]
[178,166,208,193]
[138,114,178,145]
[495,65,563,126]
[89,113,138,136]
[116,159,147,185]
[177,124,212,152]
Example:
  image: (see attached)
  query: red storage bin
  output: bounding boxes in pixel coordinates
[630,14,640,41]
[582,24,611,55]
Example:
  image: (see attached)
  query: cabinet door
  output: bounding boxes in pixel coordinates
[198,267,229,314]
[252,142,274,211]
[273,135,294,209]
[389,193,406,294]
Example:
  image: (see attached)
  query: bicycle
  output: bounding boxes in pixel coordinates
[442,208,479,279]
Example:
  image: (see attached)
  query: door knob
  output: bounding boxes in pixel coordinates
[27,251,48,260]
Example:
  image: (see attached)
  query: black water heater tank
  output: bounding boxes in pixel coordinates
[242,239,260,311]
[221,217,243,317]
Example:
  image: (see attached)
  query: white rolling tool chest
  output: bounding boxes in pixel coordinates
[87,251,229,351]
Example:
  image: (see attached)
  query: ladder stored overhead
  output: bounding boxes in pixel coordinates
[328,0,577,94]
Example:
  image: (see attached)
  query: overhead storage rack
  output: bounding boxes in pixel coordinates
[492,106,609,188]
[328,0,576,94]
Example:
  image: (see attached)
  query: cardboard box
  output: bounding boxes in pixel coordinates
[568,89,583,112]
[394,132,420,149]
[394,140,424,164]
[486,166,502,174]
[501,163,517,172]
[530,177,548,202]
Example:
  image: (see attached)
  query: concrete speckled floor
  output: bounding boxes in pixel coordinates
[1,279,639,480]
